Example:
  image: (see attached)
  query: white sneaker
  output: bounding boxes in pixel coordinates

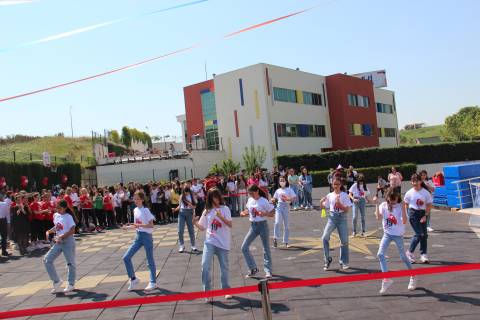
[144,282,157,291]
[225,294,233,299]
[128,278,140,291]
[178,245,185,253]
[341,264,349,270]
[50,281,62,294]
[63,284,75,293]
[379,279,394,294]
[408,277,417,291]
[265,271,273,279]
[406,251,416,263]
[192,246,198,252]
[420,254,429,264]
[427,227,434,232]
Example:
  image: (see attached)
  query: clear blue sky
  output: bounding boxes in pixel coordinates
[1,0,479,138]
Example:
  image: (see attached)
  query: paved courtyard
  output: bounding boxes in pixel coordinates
[0,188,479,320]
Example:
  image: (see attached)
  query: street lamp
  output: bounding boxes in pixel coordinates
[163,135,170,151]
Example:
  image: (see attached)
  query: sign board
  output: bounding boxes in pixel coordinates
[352,70,387,88]
[42,151,51,167]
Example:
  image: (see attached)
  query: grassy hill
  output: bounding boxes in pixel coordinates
[399,125,445,145]
[0,136,93,164]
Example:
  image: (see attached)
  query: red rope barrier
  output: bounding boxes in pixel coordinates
[0,263,478,319]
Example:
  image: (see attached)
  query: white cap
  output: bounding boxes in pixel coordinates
[336,164,343,170]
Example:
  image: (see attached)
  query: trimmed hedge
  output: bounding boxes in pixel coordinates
[310,163,417,187]
[277,141,480,171]
[0,161,81,190]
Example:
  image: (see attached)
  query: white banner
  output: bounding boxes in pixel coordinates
[42,151,51,167]
[352,70,387,88]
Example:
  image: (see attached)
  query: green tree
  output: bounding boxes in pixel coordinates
[209,159,241,176]
[242,146,267,174]
[121,126,132,147]
[444,106,480,141]
[109,130,121,144]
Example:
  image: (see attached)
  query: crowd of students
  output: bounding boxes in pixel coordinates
[0,164,439,297]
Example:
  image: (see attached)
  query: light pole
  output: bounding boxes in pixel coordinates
[163,135,170,151]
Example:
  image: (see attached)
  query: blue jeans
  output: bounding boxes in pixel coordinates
[274,203,289,243]
[298,188,304,207]
[377,233,412,272]
[178,209,195,247]
[302,186,312,207]
[241,221,272,273]
[123,231,156,283]
[44,236,76,286]
[322,212,349,264]
[409,209,428,255]
[201,243,230,291]
[352,198,366,234]
[228,194,238,216]
[290,185,299,208]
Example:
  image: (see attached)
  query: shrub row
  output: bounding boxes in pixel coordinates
[277,141,480,171]
[310,163,417,187]
[0,161,81,190]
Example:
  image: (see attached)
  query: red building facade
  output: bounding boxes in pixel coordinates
[183,79,214,144]
[326,74,379,150]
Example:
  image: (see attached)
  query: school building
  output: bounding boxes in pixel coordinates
[178,63,399,169]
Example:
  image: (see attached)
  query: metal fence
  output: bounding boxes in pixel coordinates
[0,151,95,165]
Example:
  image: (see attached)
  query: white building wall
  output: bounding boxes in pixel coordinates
[215,64,273,168]
[374,88,399,148]
[214,63,333,169]
[266,65,332,157]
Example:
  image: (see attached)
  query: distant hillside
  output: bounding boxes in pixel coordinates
[400,125,444,145]
[0,136,93,164]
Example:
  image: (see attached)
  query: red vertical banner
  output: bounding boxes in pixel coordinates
[234,110,239,137]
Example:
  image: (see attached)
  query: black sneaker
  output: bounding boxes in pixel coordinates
[273,238,278,248]
[323,257,333,271]
[246,268,259,278]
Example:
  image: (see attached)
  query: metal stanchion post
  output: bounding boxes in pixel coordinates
[258,279,273,320]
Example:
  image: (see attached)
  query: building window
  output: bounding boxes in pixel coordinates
[350,123,374,136]
[200,91,219,150]
[276,123,326,138]
[303,91,323,106]
[379,127,397,138]
[348,94,369,108]
[376,103,394,114]
[273,87,297,103]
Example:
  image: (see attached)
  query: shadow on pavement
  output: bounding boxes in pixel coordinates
[212,296,290,313]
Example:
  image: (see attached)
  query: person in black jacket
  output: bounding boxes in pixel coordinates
[11,194,31,255]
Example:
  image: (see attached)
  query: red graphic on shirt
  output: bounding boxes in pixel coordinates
[56,223,64,231]
[211,219,222,231]
[135,219,142,225]
[416,199,424,207]
[251,208,258,218]
[386,214,398,227]
[360,191,364,197]
[281,194,288,201]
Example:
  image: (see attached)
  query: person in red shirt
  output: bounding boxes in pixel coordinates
[41,191,55,242]
[29,193,49,248]
[103,187,115,228]
[204,175,219,192]
[80,188,93,232]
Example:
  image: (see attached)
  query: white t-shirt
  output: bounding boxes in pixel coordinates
[70,193,80,207]
[134,206,155,234]
[179,194,193,209]
[324,192,352,213]
[404,188,433,211]
[379,202,405,236]
[273,187,296,204]
[388,172,402,188]
[191,184,205,199]
[150,189,158,204]
[349,183,370,198]
[258,179,268,187]
[226,181,236,193]
[199,206,232,251]
[246,197,274,222]
[113,193,122,207]
[53,213,76,236]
